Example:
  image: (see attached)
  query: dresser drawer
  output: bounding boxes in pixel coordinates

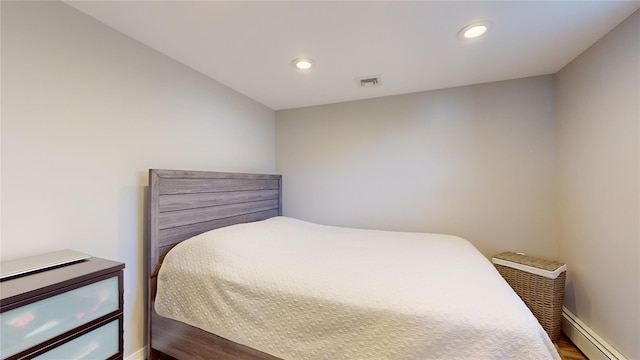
[1,276,119,358]
[33,318,120,360]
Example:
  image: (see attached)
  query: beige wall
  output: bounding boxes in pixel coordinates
[277,75,558,259]
[557,10,639,360]
[1,1,275,357]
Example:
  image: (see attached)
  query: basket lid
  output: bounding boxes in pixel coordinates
[492,252,567,279]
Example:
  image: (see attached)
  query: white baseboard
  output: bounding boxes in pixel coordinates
[124,346,147,360]
[562,306,626,360]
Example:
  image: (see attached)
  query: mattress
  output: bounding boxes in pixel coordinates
[155,216,560,360]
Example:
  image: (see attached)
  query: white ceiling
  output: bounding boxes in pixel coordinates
[64,1,640,111]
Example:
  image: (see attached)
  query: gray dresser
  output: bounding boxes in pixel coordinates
[0,256,124,359]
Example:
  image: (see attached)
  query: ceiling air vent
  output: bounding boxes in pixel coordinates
[356,75,381,88]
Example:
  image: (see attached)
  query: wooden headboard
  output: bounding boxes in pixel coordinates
[148,169,282,277]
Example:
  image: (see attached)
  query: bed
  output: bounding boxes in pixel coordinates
[147,169,560,360]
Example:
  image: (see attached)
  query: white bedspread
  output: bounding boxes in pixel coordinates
[155,216,560,360]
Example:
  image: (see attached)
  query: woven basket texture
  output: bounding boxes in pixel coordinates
[494,253,566,341]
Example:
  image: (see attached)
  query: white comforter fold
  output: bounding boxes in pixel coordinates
[155,216,560,360]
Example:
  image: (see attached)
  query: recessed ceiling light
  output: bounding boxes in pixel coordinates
[458,21,491,40]
[292,58,315,70]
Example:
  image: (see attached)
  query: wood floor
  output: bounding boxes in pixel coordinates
[555,332,589,360]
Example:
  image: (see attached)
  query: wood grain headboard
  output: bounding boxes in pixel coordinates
[148,169,282,277]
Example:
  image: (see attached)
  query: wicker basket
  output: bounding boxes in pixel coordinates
[492,252,566,341]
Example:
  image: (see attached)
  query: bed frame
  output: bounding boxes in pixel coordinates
[147,169,283,360]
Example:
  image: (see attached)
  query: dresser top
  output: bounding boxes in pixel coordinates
[0,256,124,306]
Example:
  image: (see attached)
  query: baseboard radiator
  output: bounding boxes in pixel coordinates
[562,306,626,360]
